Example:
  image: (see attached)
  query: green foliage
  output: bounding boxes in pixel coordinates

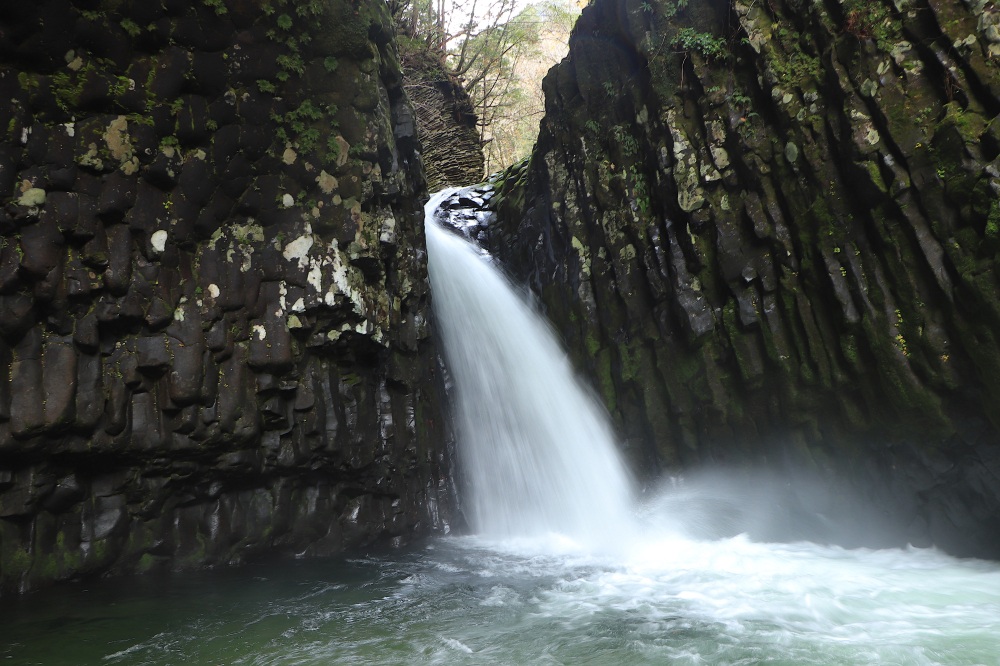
[915,106,937,125]
[397,0,578,172]
[276,53,305,76]
[262,0,326,18]
[769,49,821,86]
[50,71,77,113]
[257,79,277,94]
[731,91,751,108]
[767,22,822,86]
[288,100,325,126]
[203,0,228,16]
[629,166,651,216]
[326,135,341,163]
[297,128,321,153]
[110,75,132,97]
[120,18,142,37]
[17,71,38,90]
[842,0,897,51]
[941,102,986,144]
[987,200,1000,239]
[295,0,327,17]
[259,0,327,89]
[50,60,135,115]
[323,56,339,73]
[662,0,689,19]
[273,100,339,154]
[612,125,639,157]
[672,27,728,60]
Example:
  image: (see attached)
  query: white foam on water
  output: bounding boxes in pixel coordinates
[444,534,1000,665]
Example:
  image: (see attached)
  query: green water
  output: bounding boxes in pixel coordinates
[2,535,999,665]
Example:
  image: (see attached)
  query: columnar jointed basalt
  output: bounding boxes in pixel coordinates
[0,0,455,595]
[493,0,1000,556]
[400,43,485,190]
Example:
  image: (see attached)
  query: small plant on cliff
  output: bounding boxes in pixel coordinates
[672,28,728,60]
[662,0,689,19]
[612,125,640,157]
[842,0,897,51]
[276,53,305,78]
[120,18,142,37]
[273,100,338,155]
[203,0,229,16]
[627,165,651,216]
[987,201,1000,238]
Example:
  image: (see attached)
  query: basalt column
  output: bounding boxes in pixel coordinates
[0,0,454,594]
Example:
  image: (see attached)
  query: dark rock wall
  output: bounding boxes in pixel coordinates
[492,0,1000,556]
[400,43,485,190]
[0,0,454,595]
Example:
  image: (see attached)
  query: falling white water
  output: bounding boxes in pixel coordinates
[424,190,636,547]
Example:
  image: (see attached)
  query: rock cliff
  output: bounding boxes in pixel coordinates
[493,0,1000,556]
[0,0,454,594]
[400,41,485,190]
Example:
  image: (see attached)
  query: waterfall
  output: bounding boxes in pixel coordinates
[424,190,636,548]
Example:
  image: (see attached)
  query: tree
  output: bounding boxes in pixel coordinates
[390,0,579,174]
[464,1,577,172]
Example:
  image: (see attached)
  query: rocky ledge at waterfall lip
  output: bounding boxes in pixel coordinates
[488,0,1000,558]
[428,185,497,248]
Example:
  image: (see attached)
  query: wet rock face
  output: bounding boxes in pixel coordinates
[493,0,1000,557]
[0,0,455,594]
[430,184,497,246]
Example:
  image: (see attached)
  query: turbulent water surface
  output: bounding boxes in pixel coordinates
[2,533,999,665]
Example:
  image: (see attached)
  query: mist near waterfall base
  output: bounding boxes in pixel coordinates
[637,465,920,551]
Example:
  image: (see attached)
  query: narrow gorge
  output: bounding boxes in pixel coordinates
[2,0,1000,600]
